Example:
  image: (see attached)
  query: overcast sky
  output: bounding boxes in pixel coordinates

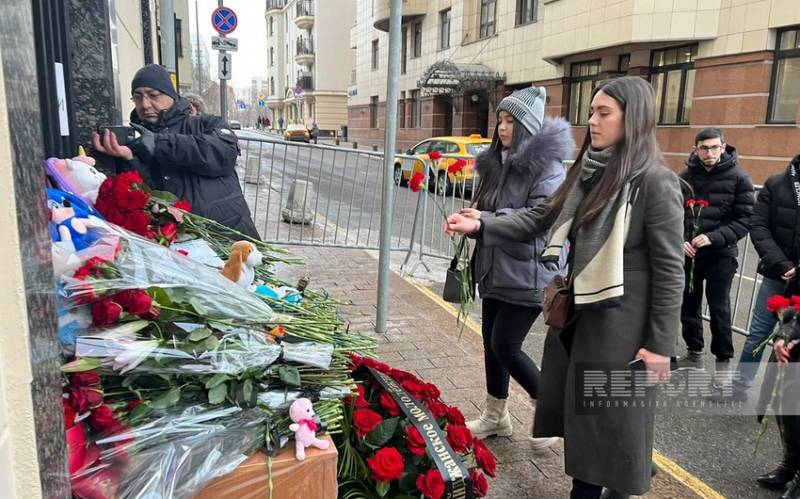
[190,0,268,90]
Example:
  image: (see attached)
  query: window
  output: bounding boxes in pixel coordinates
[440,9,451,49]
[568,60,601,125]
[270,47,275,66]
[269,17,274,36]
[430,141,460,154]
[618,53,630,73]
[401,27,407,74]
[270,77,275,95]
[769,26,800,123]
[413,21,422,58]
[516,0,537,26]
[410,140,431,155]
[370,96,378,128]
[175,19,183,57]
[399,91,406,128]
[371,40,379,70]
[410,90,421,128]
[650,44,697,124]
[479,0,497,39]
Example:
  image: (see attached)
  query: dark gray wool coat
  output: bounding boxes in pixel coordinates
[473,117,574,308]
[480,162,684,495]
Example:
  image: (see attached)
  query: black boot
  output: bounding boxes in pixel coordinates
[781,470,800,499]
[759,461,799,490]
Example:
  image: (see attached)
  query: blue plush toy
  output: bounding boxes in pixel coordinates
[47,188,100,252]
[255,284,303,304]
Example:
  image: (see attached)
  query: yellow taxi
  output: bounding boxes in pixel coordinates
[284,124,310,142]
[393,135,491,196]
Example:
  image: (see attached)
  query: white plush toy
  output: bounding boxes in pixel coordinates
[54,156,107,203]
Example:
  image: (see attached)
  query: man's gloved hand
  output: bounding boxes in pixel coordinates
[129,123,157,162]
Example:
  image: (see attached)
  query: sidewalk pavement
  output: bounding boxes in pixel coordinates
[272,245,705,499]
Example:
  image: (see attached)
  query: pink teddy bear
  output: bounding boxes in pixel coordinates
[288,398,329,461]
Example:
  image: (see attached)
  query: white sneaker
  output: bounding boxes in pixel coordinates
[531,436,559,451]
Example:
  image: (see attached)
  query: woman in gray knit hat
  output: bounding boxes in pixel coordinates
[457,86,575,450]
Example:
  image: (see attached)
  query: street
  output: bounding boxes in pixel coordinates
[238,129,787,498]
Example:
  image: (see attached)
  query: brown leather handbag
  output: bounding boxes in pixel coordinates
[542,275,571,329]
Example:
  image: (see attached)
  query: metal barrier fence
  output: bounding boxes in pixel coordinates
[234,134,420,252]
[234,132,766,338]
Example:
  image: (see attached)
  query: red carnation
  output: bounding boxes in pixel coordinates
[446,405,466,426]
[423,382,441,400]
[113,289,153,316]
[410,172,426,192]
[91,298,122,326]
[446,425,473,453]
[405,425,427,457]
[379,391,402,417]
[448,159,467,174]
[70,372,100,388]
[389,368,418,383]
[127,399,145,410]
[353,409,383,438]
[428,150,442,161]
[354,385,371,409]
[366,447,404,482]
[89,404,121,433]
[416,469,445,499]
[124,211,150,236]
[117,189,150,211]
[427,401,448,420]
[697,199,709,209]
[160,222,179,242]
[685,199,696,208]
[174,200,192,211]
[69,386,103,413]
[401,379,428,400]
[473,438,497,477]
[116,170,144,187]
[470,469,489,497]
[63,398,76,429]
[767,295,792,313]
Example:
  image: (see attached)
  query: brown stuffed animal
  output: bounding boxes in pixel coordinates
[221,241,263,290]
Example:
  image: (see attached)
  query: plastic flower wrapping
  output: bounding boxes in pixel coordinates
[46,167,376,498]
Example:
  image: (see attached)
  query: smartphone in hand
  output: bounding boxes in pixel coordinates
[97,125,133,146]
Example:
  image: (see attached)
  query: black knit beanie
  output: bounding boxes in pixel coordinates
[131,64,178,99]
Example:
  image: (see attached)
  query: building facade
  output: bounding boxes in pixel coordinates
[349,0,800,182]
[264,0,356,134]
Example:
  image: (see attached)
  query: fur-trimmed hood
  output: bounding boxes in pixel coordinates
[475,116,576,179]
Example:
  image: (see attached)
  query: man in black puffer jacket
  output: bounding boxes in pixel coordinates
[678,128,754,383]
[92,64,259,239]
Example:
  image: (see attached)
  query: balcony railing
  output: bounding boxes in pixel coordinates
[296,37,314,55]
[296,0,314,17]
[296,76,314,92]
[265,0,286,12]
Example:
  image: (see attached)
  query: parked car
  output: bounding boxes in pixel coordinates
[284,124,310,142]
[393,135,491,196]
[229,120,242,130]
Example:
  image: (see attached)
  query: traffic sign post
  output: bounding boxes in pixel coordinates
[212,3,237,122]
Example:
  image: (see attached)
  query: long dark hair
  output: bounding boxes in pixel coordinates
[543,76,663,230]
[473,117,532,210]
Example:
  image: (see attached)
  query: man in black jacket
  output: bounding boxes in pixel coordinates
[679,128,754,384]
[91,64,259,239]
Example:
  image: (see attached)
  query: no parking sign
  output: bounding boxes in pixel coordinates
[211,6,237,35]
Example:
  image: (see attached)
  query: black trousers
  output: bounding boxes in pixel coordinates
[680,256,737,360]
[482,297,541,399]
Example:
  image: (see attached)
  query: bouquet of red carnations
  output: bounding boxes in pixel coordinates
[94,170,191,246]
[337,355,496,499]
